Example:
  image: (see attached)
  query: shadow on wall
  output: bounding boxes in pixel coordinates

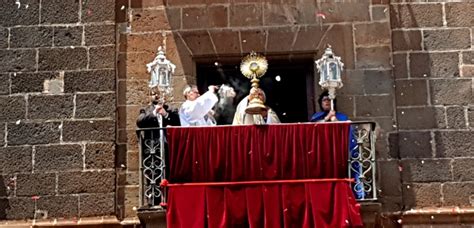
[0,175,11,219]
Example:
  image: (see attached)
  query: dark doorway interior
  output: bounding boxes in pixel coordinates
[196,58,315,124]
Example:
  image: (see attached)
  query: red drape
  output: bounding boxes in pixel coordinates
[166,123,363,228]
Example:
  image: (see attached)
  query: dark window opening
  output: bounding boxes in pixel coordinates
[196,57,315,124]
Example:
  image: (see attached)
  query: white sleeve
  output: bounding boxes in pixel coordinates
[181,91,218,121]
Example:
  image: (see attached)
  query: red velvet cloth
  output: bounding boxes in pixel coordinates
[166,123,363,228]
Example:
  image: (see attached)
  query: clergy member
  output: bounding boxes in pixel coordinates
[179,85,218,126]
[232,88,280,125]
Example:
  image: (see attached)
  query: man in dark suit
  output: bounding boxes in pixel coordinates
[136,93,180,128]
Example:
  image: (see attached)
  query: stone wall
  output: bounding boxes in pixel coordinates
[390,1,473,211]
[0,0,472,225]
[0,0,116,220]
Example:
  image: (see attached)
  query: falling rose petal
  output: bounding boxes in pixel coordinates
[31,195,40,200]
[316,12,326,19]
[398,165,403,172]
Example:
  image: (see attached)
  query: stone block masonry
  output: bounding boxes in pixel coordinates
[0,0,116,221]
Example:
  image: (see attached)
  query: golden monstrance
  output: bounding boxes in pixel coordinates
[240,52,268,115]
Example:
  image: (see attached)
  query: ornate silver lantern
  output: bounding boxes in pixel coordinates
[315,46,344,111]
[146,46,176,103]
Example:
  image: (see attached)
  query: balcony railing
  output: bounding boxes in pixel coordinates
[136,121,377,209]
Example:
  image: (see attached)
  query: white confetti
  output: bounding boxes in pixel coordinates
[15,0,20,9]
[120,5,125,10]
[15,120,21,125]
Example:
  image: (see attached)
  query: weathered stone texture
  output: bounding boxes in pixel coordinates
[34,144,83,172]
[179,31,215,56]
[89,46,115,69]
[62,120,115,142]
[0,74,7,95]
[0,96,25,122]
[16,173,56,196]
[356,46,391,69]
[446,106,467,129]
[342,70,393,96]
[28,95,74,119]
[38,47,87,71]
[429,79,472,105]
[435,131,473,158]
[393,53,407,79]
[392,30,422,51]
[41,0,79,24]
[58,171,115,194]
[182,6,227,29]
[64,70,115,92]
[402,183,442,209]
[0,28,7,49]
[397,107,445,130]
[75,93,115,118]
[85,24,115,46]
[10,72,56,94]
[85,143,115,169]
[229,3,263,27]
[0,146,32,174]
[409,52,459,78]
[400,159,452,183]
[53,26,83,47]
[445,3,474,27]
[423,29,471,51]
[118,80,149,106]
[0,0,40,27]
[356,95,393,117]
[209,30,241,54]
[7,122,60,145]
[240,29,266,54]
[79,193,115,217]
[442,182,474,207]
[390,3,443,28]
[355,22,390,46]
[462,51,474,65]
[0,125,4,147]
[372,5,388,21]
[452,158,474,182]
[10,27,53,48]
[131,9,170,32]
[81,0,115,23]
[0,49,37,72]
[0,197,35,220]
[292,25,327,52]
[398,131,432,158]
[395,79,427,106]
[317,2,370,23]
[377,160,402,197]
[36,195,79,218]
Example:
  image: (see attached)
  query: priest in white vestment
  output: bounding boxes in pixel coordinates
[179,85,218,126]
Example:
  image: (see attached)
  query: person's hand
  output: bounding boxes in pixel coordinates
[155,105,168,117]
[208,85,218,93]
[325,110,337,122]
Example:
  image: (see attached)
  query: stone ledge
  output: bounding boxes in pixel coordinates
[381,207,474,225]
[0,216,140,227]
